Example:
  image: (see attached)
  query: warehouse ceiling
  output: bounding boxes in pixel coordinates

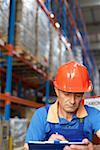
[79,0,100,70]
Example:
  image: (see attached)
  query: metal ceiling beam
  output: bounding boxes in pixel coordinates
[79,0,100,7]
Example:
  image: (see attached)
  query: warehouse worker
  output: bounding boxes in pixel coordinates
[24,61,100,150]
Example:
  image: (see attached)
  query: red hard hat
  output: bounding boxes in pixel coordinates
[54,61,93,92]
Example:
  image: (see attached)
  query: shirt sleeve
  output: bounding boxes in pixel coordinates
[89,107,100,134]
[25,107,47,143]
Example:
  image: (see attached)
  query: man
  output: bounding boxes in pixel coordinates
[24,61,100,150]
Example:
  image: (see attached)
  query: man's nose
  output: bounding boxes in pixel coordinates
[70,94,75,104]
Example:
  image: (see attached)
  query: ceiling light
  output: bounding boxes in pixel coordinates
[55,22,60,28]
[50,13,55,18]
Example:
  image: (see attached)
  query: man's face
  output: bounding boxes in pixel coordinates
[55,88,84,113]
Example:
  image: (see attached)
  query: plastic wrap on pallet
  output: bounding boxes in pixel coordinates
[0,120,9,150]
[10,118,28,147]
[73,46,83,64]
[14,0,49,68]
[51,29,67,73]
[36,3,69,73]
[0,1,9,42]
[14,0,69,72]
[0,0,74,74]
[14,0,37,53]
[61,43,68,63]
[51,27,59,73]
[38,7,50,66]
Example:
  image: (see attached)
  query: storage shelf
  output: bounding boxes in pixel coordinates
[0,93,44,108]
[0,43,48,89]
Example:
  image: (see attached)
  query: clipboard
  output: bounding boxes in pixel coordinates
[28,141,85,150]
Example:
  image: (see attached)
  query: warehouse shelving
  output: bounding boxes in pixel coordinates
[0,0,68,120]
[0,93,44,108]
[0,0,49,120]
[0,33,47,118]
[40,0,99,95]
[0,0,99,121]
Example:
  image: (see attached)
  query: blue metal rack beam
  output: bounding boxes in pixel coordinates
[4,0,16,120]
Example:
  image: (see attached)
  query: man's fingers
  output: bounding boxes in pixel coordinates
[70,144,88,150]
[82,138,94,150]
[82,138,90,144]
[69,139,91,150]
[48,133,67,141]
[63,145,72,150]
[56,134,67,141]
[24,143,29,150]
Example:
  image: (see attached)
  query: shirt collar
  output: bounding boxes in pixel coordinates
[47,100,88,123]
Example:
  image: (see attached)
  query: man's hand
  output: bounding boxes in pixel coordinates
[63,139,94,150]
[24,143,29,150]
[48,133,67,141]
[96,130,100,139]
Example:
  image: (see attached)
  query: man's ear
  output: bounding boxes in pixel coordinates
[54,87,59,96]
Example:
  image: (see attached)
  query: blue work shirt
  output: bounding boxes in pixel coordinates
[25,104,100,143]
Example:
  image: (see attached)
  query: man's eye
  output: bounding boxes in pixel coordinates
[64,93,69,96]
[75,94,82,97]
